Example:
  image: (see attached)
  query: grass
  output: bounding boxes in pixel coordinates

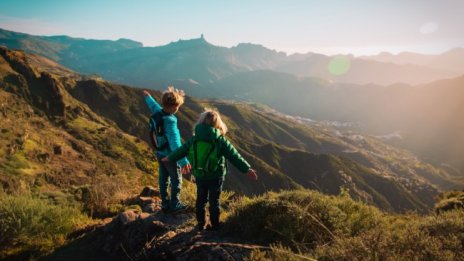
[435,190,464,213]
[0,194,91,259]
[225,189,464,260]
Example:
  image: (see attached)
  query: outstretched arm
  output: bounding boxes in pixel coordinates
[143,90,162,113]
[222,139,257,180]
[222,138,251,173]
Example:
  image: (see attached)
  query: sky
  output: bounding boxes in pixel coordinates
[0,0,463,56]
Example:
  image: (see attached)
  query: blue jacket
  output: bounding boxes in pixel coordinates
[145,95,189,167]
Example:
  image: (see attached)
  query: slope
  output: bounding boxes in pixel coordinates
[0,46,451,213]
[0,46,155,217]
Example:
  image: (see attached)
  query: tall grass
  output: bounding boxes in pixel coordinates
[226,189,464,260]
[0,194,90,259]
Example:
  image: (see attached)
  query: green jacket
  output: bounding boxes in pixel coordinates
[168,123,251,180]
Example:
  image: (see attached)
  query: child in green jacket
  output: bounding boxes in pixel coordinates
[162,109,258,230]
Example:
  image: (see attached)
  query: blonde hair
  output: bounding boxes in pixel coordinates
[196,108,228,135]
[161,86,185,108]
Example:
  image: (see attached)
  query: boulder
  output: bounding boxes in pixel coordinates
[140,186,160,197]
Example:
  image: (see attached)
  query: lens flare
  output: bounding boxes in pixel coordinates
[328,56,351,76]
[420,22,438,34]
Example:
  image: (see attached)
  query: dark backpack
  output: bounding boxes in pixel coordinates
[188,137,223,179]
[149,110,169,151]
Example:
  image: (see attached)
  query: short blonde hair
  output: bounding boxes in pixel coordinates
[196,108,228,135]
[161,86,185,108]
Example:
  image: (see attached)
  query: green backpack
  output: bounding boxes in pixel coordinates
[188,137,223,179]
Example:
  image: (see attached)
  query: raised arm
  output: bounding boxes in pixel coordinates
[164,116,190,167]
[143,90,162,113]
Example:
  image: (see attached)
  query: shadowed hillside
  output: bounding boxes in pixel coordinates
[1,45,464,261]
[0,47,155,217]
[0,46,454,214]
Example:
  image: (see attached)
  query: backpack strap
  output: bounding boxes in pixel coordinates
[193,138,198,169]
[149,110,169,151]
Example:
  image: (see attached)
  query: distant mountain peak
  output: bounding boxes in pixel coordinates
[166,35,214,49]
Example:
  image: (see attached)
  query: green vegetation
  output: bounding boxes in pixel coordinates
[225,189,464,260]
[1,43,463,260]
[435,190,464,213]
[0,194,91,259]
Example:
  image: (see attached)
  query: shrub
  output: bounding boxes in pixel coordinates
[225,189,383,251]
[435,190,464,213]
[314,210,464,260]
[76,174,138,218]
[227,189,464,260]
[0,194,90,259]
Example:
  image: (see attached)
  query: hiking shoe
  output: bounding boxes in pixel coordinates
[206,223,222,231]
[198,223,205,231]
[170,202,188,213]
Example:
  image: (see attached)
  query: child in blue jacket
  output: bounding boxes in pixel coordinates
[143,87,191,212]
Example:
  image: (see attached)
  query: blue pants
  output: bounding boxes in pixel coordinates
[196,178,224,227]
[158,159,182,209]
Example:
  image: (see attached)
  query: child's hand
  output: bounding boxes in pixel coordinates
[161,157,169,163]
[143,90,151,97]
[246,169,258,181]
[181,163,192,175]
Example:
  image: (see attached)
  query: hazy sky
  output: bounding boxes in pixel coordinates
[0,0,463,56]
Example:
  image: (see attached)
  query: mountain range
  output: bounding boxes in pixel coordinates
[1,28,463,86]
[2,28,463,176]
[2,46,461,214]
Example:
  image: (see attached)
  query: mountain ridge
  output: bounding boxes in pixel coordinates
[1,27,463,86]
[0,46,454,214]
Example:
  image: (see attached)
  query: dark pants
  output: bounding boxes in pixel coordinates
[157,159,182,209]
[196,178,224,227]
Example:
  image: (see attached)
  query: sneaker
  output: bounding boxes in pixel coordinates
[206,223,222,231]
[170,202,188,213]
[198,223,205,231]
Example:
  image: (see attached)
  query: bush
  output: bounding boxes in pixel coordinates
[0,194,90,259]
[76,174,140,218]
[227,189,464,260]
[435,190,464,213]
[225,189,383,251]
[314,210,464,260]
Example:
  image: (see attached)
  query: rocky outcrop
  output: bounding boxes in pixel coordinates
[45,188,258,261]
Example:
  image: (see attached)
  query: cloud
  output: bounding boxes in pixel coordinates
[0,15,67,35]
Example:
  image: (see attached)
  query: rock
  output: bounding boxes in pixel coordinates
[140,186,160,197]
[164,231,177,240]
[138,212,151,220]
[150,220,166,230]
[118,210,139,225]
[143,202,160,213]
[137,196,156,205]
[143,220,167,235]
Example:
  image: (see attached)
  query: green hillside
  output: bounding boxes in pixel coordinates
[1,46,454,214]
[2,28,463,177]
[0,47,155,218]
[1,45,463,261]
